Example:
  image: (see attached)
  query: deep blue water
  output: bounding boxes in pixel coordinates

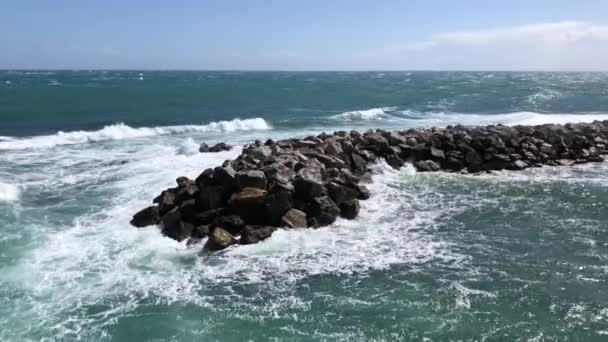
[0,71,607,341]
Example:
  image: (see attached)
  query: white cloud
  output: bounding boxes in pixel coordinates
[365,21,608,70]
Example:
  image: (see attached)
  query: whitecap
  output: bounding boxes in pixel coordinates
[0,182,20,202]
[0,118,272,150]
[329,107,397,121]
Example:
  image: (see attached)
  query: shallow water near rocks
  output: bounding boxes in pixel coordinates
[1,71,608,341]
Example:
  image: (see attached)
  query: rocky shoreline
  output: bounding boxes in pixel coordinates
[131,121,608,251]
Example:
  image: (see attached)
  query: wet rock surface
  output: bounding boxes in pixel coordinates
[132,121,608,251]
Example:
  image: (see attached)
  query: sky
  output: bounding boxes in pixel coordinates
[1,0,607,70]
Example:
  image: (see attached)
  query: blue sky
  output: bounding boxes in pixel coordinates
[1,0,607,70]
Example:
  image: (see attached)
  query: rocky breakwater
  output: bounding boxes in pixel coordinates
[131,121,608,251]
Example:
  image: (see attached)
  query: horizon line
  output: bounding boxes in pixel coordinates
[2,68,608,73]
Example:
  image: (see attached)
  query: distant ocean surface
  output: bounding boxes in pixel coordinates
[1,71,607,341]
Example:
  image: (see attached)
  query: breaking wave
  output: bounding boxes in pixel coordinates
[330,107,397,121]
[0,183,20,202]
[0,118,271,150]
[327,108,608,127]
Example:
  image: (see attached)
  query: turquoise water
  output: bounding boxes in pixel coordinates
[0,71,607,341]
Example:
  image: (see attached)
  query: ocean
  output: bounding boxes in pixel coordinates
[0,71,607,341]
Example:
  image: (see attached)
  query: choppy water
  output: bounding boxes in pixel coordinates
[0,71,607,341]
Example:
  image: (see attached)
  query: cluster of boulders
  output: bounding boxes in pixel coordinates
[131,121,608,251]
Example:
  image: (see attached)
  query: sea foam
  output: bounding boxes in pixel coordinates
[330,107,397,121]
[0,118,271,150]
[0,183,20,202]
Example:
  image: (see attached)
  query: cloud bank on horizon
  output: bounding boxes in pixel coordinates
[362,21,608,71]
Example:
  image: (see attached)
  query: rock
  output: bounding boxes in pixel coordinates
[176,176,194,188]
[209,142,231,152]
[235,170,267,190]
[228,187,268,220]
[246,146,272,160]
[213,165,237,191]
[240,225,276,244]
[339,199,360,219]
[189,208,226,226]
[324,139,343,155]
[430,147,445,160]
[415,160,440,172]
[306,196,340,227]
[160,208,193,242]
[131,206,160,227]
[293,165,325,201]
[327,182,358,206]
[211,215,245,235]
[204,227,237,251]
[198,185,227,211]
[199,143,210,152]
[356,184,371,200]
[264,191,294,225]
[281,208,307,228]
[350,153,367,173]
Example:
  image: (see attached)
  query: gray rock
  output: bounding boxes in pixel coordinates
[204,227,237,251]
[281,208,307,228]
[240,225,276,244]
[236,170,267,190]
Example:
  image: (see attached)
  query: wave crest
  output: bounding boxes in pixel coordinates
[0,118,271,150]
[330,107,397,121]
[0,183,20,202]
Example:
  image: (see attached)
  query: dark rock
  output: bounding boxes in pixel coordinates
[339,199,360,219]
[235,170,267,190]
[190,208,226,226]
[264,191,294,225]
[209,142,231,152]
[204,227,237,251]
[198,185,227,211]
[228,187,268,220]
[356,184,371,200]
[160,208,193,242]
[211,215,245,235]
[240,225,276,244]
[213,165,237,191]
[281,208,307,228]
[415,160,440,172]
[306,196,340,227]
[293,165,325,201]
[131,206,160,227]
[327,182,358,206]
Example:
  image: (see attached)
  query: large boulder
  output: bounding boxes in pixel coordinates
[281,208,307,228]
[198,185,227,211]
[160,208,194,242]
[340,199,360,219]
[235,170,267,190]
[204,227,237,251]
[209,142,232,152]
[327,182,358,206]
[240,225,276,244]
[293,165,325,201]
[211,215,245,235]
[228,187,268,221]
[306,196,340,227]
[213,165,237,191]
[131,206,160,227]
[264,191,294,226]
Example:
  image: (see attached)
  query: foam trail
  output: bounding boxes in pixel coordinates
[0,118,271,150]
[0,183,20,202]
[330,107,397,121]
